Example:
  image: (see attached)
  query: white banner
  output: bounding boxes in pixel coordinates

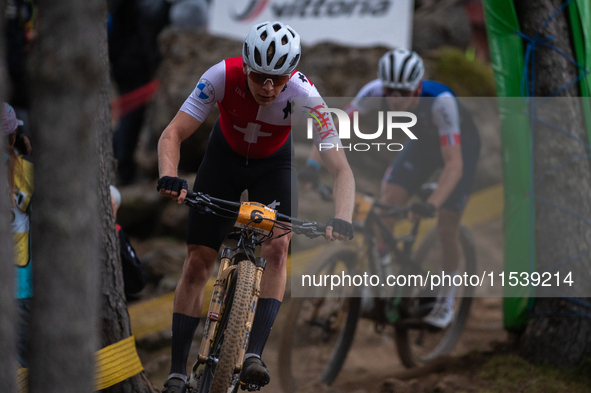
[209,0,414,49]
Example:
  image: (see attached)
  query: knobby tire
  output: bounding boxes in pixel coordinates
[278,244,360,393]
[395,225,477,367]
[209,260,256,393]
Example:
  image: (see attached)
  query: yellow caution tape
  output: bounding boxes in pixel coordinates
[17,368,27,393]
[94,335,144,390]
[18,336,143,392]
[129,292,176,340]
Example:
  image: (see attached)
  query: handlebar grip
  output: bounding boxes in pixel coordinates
[316,223,327,234]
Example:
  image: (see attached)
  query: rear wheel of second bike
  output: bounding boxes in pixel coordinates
[394,225,477,368]
[278,244,361,393]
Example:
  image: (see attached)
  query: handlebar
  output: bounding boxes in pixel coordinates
[372,201,411,220]
[184,190,327,239]
[311,184,411,220]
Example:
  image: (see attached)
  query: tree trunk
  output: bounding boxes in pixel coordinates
[27,1,104,392]
[95,10,157,393]
[0,1,18,389]
[514,0,591,366]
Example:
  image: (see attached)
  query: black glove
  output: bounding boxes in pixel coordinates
[327,218,355,240]
[298,164,320,186]
[410,202,437,218]
[157,176,188,194]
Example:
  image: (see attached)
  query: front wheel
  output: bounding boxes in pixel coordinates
[394,225,477,368]
[278,244,361,393]
[209,260,256,393]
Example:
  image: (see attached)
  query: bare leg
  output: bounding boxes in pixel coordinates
[168,245,217,381]
[258,231,291,301]
[424,209,463,328]
[173,245,218,316]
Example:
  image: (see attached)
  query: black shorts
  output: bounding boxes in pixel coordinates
[383,121,481,212]
[187,119,297,250]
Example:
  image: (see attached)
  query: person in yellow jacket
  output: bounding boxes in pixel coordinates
[4,102,33,367]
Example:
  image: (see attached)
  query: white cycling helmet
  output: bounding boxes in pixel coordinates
[378,48,425,91]
[242,21,301,76]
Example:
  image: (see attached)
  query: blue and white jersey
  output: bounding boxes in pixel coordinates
[345,79,463,146]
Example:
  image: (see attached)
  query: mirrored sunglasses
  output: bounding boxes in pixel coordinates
[247,67,290,86]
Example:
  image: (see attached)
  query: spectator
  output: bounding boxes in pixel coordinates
[108,0,170,185]
[4,102,32,367]
[5,0,37,109]
[110,185,148,297]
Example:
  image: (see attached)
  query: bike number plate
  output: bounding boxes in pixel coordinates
[235,202,277,236]
[353,194,374,225]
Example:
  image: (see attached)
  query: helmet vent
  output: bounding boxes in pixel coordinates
[409,64,420,82]
[267,41,276,65]
[289,53,300,68]
[273,23,282,32]
[389,52,395,83]
[243,43,249,57]
[288,28,295,38]
[282,35,288,45]
[260,31,268,41]
[399,53,413,81]
[275,54,287,69]
[254,47,262,66]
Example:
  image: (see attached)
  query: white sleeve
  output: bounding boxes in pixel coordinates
[432,92,461,146]
[303,85,342,151]
[180,60,226,123]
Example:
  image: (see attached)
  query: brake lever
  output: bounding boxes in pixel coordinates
[293,222,324,239]
[196,191,212,204]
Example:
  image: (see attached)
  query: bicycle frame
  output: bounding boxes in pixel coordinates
[183,191,326,393]
[354,200,421,294]
[363,203,421,269]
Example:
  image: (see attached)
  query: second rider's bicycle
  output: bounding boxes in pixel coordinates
[278,184,477,393]
[181,191,326,393]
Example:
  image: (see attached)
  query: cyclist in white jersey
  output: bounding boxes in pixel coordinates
[157,21,355,393]
[301,49,480,329]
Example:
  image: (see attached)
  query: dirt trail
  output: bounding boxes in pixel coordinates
[264,217,506,393]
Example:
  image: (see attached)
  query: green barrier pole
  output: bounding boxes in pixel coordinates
[482,0,533,332]
[569,0,591,141]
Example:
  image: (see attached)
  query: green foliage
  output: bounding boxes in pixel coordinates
[430,47,497,97]
[479,354,591,393]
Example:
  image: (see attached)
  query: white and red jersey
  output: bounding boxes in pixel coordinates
[180,56,340,159]
[345,79,463,147]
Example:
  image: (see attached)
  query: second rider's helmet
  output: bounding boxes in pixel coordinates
[378,48,425,91]
[242,21,301,76]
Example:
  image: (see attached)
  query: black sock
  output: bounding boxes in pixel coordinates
[170,313,200,376]
[246,298,281,357]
